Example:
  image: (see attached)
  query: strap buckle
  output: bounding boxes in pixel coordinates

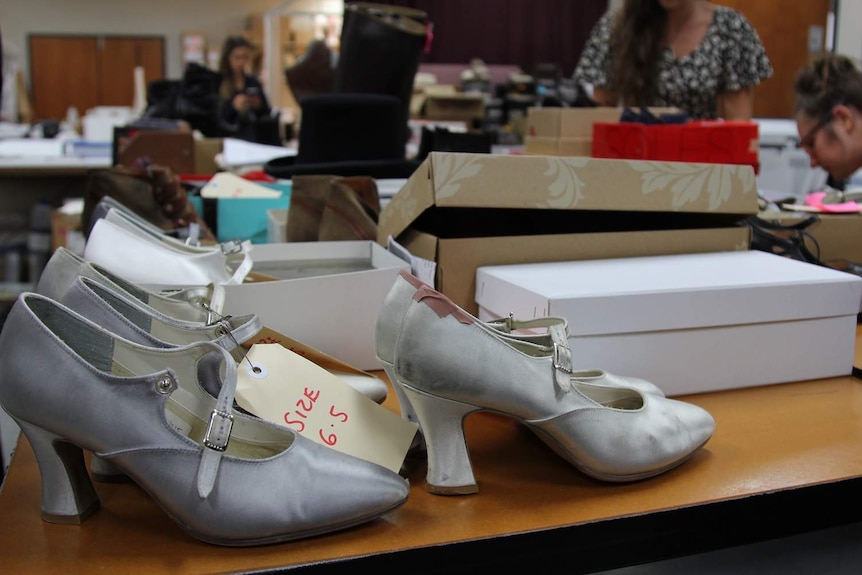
[220,239,243,255]
[203,409,234,452]
[553,342,573,375]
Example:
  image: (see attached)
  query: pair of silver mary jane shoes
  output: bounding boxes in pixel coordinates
[375,270,715,495]
[0,248,406,546]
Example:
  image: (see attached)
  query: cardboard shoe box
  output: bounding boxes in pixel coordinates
[377,151,759,315]
[525,107,680,158]
[424,92,485,123]
[475,251,862,397]
[523,136,593,158]
[212,241,410,370]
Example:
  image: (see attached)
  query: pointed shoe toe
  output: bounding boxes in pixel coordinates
[530,392,715,482]
[0,293,408,546]
[392,283,714,494]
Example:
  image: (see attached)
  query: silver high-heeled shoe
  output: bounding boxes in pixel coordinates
[37,247,212,323]
[376,271,666,432]
[0,293,409,546]
[63,276,260,355]
[59,275,263,481]
[38,248,390,404]
[389,280,715,495]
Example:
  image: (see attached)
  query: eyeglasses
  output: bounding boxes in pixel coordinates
[797,112,834,150]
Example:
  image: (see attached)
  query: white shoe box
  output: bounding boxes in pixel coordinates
[213,241,409,370]
[475,251,862,397]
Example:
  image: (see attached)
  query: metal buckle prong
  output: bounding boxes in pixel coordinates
[203,409,234,451]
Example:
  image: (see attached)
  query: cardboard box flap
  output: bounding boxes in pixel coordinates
[527,107,682,139]
[476,251,862,336]
[378,152,759,244]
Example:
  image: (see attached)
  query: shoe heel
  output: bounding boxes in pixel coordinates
[90,455,130,483]
[401,385,480,495]
[381,361,420,424]
[17,420,101,524]
[381,361,427,457]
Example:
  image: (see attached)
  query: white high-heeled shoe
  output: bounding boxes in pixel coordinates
[103,204,209,251]
[84,218,252,288]
[0,293,409,545]
[376,271,666,435]
[389,278,714,495]
[89,196,182,238]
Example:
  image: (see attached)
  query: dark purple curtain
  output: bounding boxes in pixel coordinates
[345,0,607,77]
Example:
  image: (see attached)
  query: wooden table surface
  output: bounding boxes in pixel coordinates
[2,328,862,574]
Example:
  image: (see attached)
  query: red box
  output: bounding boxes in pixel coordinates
[592,121,759,173]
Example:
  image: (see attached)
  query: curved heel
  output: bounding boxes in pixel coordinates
[401,385,480,495]
[381,362,427,457]
[17,420,101,524]
[381,361,420,424]
[89,455,130,483]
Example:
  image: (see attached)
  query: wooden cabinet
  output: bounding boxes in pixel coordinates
[29,35,165,122]
[716,0,832,119]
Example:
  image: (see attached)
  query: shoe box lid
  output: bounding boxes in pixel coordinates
[475,250,862,337]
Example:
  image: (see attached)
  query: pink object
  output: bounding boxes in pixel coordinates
[804,192,862,213]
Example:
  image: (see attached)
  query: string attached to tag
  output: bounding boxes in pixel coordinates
[201,303,261,375]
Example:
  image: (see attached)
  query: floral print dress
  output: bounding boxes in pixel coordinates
[573,6,773,119]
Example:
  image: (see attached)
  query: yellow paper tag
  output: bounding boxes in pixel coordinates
[235,344,418,473]
[200,172,282,198]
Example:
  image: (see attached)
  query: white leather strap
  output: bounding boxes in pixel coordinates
[223,240,254,285]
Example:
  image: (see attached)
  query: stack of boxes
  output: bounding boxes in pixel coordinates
[524,107,680,159]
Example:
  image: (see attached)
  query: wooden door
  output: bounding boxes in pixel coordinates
[29,35,165,122]
[99,37,165,107]
[716,0,831,119]
[29,36,99,121]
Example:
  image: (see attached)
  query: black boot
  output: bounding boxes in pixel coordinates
[334,3,428,125]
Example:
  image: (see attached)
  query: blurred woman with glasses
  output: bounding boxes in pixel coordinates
[794,54,862,182]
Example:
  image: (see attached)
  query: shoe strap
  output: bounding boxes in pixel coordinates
[206,240,254,314]
[487,314,574,392]
[485,315,573,391]
[210,314,263,351]
[196,345,239,499]
[222,240,254,285]
[488,315,569,334]
[548,323,573,392]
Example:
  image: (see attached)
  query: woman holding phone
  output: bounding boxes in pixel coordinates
[217,36,272,141]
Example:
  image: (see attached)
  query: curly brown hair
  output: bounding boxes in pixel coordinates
[609,0,668,107]
[794,53,862,120]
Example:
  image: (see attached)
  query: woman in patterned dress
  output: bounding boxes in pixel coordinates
[573,0,772,120]
[794,54,862,182]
